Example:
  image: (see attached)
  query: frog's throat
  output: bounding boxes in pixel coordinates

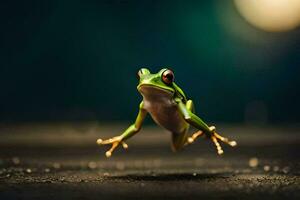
[137,83,175,94]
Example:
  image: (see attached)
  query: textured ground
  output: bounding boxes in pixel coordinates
[0,122,299,199]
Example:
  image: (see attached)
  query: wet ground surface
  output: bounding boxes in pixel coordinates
[0,122,299,199]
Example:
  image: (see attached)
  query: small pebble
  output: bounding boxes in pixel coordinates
[12,157,20,165]
[273,166,279,172]
[44,168,50,173]
[103,172,110,176]
[88,161,97,169]
[249,157,259,168]
[263,165,270,172]
[53,163,61,169]
[282,166,290,174]
[26,168,32,173]
[192,172,197,176]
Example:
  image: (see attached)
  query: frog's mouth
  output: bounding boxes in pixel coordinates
[137,84,174,97]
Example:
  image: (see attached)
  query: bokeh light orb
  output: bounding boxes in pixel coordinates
[234,0,300,32]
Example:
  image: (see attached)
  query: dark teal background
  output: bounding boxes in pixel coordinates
[0,0,299,123]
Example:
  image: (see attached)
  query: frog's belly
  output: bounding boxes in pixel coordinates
[144,99,188,134]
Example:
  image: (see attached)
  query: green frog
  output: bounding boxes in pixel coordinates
[97,68,237,157]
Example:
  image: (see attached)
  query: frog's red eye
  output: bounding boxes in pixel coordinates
[162,69,174,85]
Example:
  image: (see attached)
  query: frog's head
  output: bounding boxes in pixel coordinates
[137,68,175,98]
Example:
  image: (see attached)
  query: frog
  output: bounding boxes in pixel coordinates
[97,68,237,157]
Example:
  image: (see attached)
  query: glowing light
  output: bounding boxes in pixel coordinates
[234,0,300,32]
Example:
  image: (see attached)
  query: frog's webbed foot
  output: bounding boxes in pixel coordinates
[96,136,128,158]
[185,126,237,155]
[209,126,237,155]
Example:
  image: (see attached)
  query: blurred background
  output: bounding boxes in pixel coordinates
[0,2,300,199]
[0,0,300,124]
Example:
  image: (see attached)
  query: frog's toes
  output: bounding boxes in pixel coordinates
[121,141,129,149]
[96,138,103,145]
[228,140,237,147]
[187,137,194,144]
[218,150,224,155]
[105,151,112,158]
[186,130,204,146]
[211,135,224,155]
[209,126,216,132]
[213,132,237,147]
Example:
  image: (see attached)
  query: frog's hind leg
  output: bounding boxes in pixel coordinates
[171,100,194,151]
[171,129,188,152]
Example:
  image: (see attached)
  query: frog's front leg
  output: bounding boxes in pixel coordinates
[97,102,147,157]
[184,100,205,145]
[176,99,237,155]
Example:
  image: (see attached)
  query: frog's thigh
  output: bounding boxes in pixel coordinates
[171,100,194,151]
[171,130,188,152]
